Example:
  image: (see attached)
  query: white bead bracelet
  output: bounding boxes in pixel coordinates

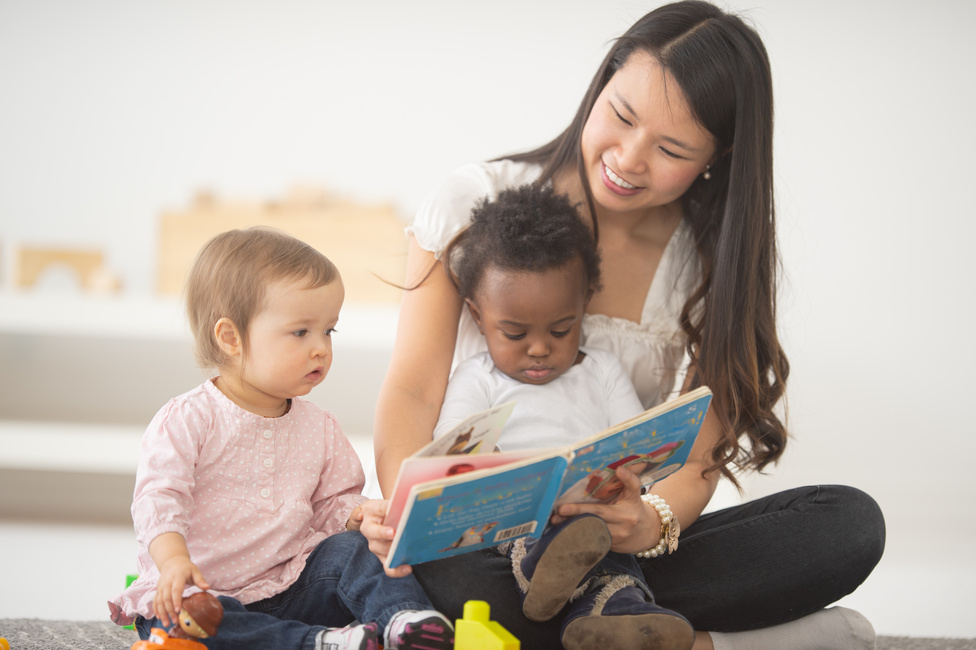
[635,493,679,559]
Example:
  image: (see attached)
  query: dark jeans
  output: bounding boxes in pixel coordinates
[413,484,885,649]
[136,531,432,650]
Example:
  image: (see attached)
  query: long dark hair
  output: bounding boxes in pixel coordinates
[506,1,788,483]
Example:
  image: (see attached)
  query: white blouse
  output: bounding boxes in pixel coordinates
[407,159,701,409]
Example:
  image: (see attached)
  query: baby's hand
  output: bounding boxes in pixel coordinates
[359,499,413,578]
[154,557,210,627]
[346,503,366,532]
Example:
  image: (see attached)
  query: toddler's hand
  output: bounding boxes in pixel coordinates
[359,499,413,578]
[154,557,210,627]
[346,502,366,532]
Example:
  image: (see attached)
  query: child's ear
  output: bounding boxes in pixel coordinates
[214,318,243,357]
[465,298,485,334]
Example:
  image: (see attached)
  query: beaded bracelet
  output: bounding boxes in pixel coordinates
[635,493,680,559]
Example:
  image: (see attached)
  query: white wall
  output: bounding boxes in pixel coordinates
[2,0,975,637]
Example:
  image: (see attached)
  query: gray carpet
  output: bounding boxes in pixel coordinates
[0,620,974,650]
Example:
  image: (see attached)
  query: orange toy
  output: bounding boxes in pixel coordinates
[131,627,208,650]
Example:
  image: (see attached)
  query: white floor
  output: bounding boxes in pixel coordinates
[1,433,974,640]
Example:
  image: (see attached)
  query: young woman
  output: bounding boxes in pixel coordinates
[364,2,885,649]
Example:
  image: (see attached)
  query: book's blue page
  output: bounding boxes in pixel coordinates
[555,391,712,506]
[385,453,570,569]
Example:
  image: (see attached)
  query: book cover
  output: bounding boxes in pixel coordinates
[383,386,712,569]
[384,451,571,569]
[384,402,516,528]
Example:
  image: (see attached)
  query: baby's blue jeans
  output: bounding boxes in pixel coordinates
[136,531,432,650]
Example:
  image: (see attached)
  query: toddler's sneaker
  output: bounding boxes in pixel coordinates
[316,621,379,650]
[384,610,454,650]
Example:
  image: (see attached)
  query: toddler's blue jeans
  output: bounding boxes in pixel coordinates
[136,531,432,650]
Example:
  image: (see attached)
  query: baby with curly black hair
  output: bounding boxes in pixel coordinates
[435,182,643,452]
[429,184,696,646]
[426,185,694,650]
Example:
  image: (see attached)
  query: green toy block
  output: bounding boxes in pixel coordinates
[455,600,519,650]
[124,574,139,630]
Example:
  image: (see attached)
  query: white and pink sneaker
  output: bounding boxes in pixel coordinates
[316,621,379,650]
[384,610,454,650]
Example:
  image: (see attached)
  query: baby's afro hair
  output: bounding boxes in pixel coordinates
[444,183,601,300]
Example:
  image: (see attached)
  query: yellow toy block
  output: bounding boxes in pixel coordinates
[454,600,519,650]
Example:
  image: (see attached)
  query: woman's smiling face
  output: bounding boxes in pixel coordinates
[581,50,717,218]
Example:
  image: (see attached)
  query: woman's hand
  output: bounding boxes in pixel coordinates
[153,556,209,628]
[359,499,414,578]
[550,467,660,554]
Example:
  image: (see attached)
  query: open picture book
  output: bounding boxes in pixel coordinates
[382,386,712,569]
